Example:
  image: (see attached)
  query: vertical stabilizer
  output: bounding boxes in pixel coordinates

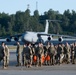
[45,20,49,34]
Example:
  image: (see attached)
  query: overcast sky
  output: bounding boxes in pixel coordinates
[0,0,76,15]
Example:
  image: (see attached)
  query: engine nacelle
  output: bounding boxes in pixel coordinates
[14,37,19,41]
[48,36,52,41]
[6,38,11,42]
[58,37,63,42]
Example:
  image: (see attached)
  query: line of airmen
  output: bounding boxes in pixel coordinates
[0,41,76,69]
[16,41,76,68]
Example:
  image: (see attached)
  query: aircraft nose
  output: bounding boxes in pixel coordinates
[22,33,30,42]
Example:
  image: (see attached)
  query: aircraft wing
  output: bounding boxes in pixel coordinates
[37,33,57,37]
[0,34,23,42]
[56,34,76,39]
[37,33,76,39]
[0,34,22,39]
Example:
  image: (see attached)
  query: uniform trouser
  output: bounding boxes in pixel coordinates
[30,55,33,65]
[0,54,4,62]
[17,54,21,65]
[60,53,64,64]
[3,56,9,67]
[50,54,55,65]
[74,54,76,64]
[56,54,61,64]
[71,53,75,64]
[22,54,30,66]
[67,53,70,63]
[44,53,49,65]
[22,55,26,66]
[37,54,42,66]
[64,54,67,59]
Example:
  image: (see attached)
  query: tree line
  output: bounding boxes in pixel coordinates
[0,8,76,36]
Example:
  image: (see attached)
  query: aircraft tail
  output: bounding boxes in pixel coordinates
[45,20,49,34]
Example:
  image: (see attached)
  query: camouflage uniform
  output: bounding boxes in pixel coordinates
[22,44,27,66]
[0,42,6,69]
[64,43,71,63]
[22,44,32,67]
[71,44,75,64]
[48,43,56,65]
[45,42,50,65]
[4,44,9,67]
[36,43,44,66]
[56,44,63,64]
[63,44,67,62]
[28,43,35,66]
[16,42,21,66]
[74,42,76,64]
[0,46,4,62]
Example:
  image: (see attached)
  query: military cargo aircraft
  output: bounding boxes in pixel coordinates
[0,20,76,45]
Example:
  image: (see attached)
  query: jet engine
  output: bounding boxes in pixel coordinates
[48,36,52,41]
[58,37,63,42]
[6,38,11,42]
[14,37,19,41]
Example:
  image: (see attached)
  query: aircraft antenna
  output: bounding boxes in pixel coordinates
[36,1,38,10]
[27,4,30,9]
